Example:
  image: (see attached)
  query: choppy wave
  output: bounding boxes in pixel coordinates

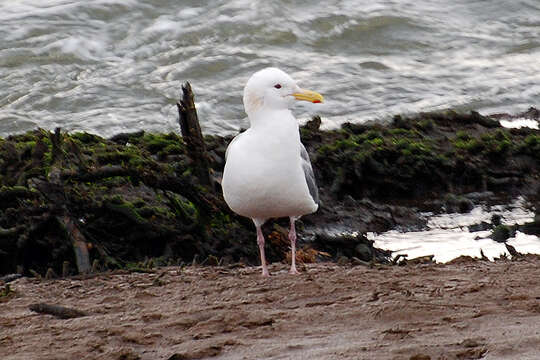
[1,0,539,138]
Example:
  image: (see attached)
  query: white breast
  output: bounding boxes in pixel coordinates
[222,110,317,221]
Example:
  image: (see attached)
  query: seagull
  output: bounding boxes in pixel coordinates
[222,67,323,277]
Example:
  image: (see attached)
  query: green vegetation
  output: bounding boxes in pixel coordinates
[307,111,539,199]
[0,129,249,276]
[0,109,538,275]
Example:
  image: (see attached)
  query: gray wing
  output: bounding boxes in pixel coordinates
[300,143,319,205]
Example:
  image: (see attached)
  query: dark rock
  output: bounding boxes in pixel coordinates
[505,243,521,257]
[463,191,494,201]
[304,115,322,131]
[355,243,372,261]
[309,232,391,264]
[468,222,492,232]
[407,255,435,265]
[206,255,219,266]
[491,214,502,226]
[520,218,540,236]
[519,203,540,235]
[444,194,474,214]
[491,225,512,242]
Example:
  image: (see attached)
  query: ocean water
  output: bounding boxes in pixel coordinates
[1,0,539,138]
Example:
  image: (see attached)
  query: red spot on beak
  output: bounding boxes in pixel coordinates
[313,100,321,103]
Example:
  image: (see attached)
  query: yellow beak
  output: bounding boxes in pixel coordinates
[292,88,324,103]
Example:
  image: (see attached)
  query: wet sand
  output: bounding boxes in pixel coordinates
[2,258,540,360]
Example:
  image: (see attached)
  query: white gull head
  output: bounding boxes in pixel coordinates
[242,67,323,118]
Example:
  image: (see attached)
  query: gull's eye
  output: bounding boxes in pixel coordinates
[274,84,282,89]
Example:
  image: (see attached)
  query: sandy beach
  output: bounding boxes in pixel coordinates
[2,256,540,360]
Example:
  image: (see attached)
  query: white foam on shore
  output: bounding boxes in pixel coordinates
[369,197,539,263]
[500,118,539,129]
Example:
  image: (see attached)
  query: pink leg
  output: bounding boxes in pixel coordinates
[256,225,270,277]
[289,218,299,274]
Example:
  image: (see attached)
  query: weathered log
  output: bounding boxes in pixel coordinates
[0,273,22,283]
[61,215,91,274]
[0,186,37,204]
[0,226,21,238]
[177,82,211,187]
[29,303,87,319]
[35,129,92,274]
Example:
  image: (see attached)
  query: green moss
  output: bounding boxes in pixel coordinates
[453,138,485,153]
[524,134,539,147]
[0,284,14,298]
[366,137,384,147]
[166,193,199,224]
[100,176,129,187]
[140,133,184,154]
[210,212,232,229]
[492,225,512,242]
[358,129,383,142]
[388,128,411,136]
[481,132,512,156]
[406,141,432,156]
[71,132,103,144]
[137,205,173,219]
[95,149,142,165]
[518,134,540,159]
[415,118,435,132]
[104,196,148,225]
[0,185,37,200]
[15,140,36,151]
[455,131,470,141]
[128,155,148,168]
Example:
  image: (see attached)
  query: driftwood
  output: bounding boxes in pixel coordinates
[29,303,87,319]
[0,226,21,238]
[0,273,22,284]
[177,82,211,187]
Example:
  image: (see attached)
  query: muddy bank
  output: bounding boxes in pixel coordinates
[1,257,540,360]
[0,107,538,276]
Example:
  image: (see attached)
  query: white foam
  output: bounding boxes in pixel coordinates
[369,198,539,263]
[500,118,539,129]
[43,36,108,61]
[143,16,179,34]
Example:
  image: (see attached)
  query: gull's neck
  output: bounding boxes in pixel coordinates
[248,107,298,132]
